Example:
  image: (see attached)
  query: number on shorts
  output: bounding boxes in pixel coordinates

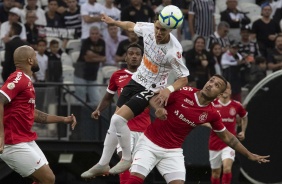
[140,89,154,101]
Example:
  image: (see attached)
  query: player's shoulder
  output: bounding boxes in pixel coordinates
[231,99,243,106]
[169,34,182,50]
[5,71,30,87]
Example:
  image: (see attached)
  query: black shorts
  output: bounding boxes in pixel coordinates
[117,79,155,117]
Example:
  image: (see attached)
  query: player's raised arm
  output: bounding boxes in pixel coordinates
[216,129,270,163]
[101,13,135,32]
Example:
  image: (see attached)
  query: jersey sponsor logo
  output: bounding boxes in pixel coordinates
[177,52,181,59]
[184,98,194,106]
[174,110,196,127]
[199,112,208,122]
[143,55,158,74]
[119,79,126,83]
[229,107,236,116]
[222,118,235,122]
[137,73,147,83]
[7,83,15,90]
[13,72,22,83]
[181,104,188,108]
[119,74,129,79]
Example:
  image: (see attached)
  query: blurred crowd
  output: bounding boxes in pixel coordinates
[0,0,282,104]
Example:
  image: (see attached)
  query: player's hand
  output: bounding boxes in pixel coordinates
[237,131,245,141]
[154,88,171,106]
[64,114,77,130]
[91,110,100,119]
[155,108,167,120]
[101,13,115,25]
[248,154,270,164]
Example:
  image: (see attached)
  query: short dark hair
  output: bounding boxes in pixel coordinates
[50,39,59,46]
[213,74,228,92]
[37,39,47,45]
[11,22,22,35]
[126,43,144,55]
[255,56,266,65]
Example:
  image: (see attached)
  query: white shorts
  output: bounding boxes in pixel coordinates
[209,146,235,169]
[116,131,143,154]
[0,141,48,177]
[131,134,186,181]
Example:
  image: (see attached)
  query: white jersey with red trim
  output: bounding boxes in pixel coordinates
[0,70,37,144]
[107,69,151,132]
[209,99,248,151]
[132,22,190,92]
[144,87,226,149]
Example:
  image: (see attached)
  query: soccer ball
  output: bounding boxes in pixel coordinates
[158,5,184,29]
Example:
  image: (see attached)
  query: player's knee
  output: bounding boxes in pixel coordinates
[223,167,232,174]
[212,169,221,178]
[112,114,127,126]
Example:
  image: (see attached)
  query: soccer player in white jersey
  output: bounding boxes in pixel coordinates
[81,13,190,179]
[125,75,269,184]
[91,43,151,184]
[209,82,248,184]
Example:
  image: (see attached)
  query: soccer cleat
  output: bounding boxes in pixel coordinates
[109,159,132,175]
[81,164,110,179]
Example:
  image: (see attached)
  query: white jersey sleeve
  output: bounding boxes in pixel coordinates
[134,22,154,37]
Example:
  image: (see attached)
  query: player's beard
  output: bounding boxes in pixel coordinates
[31,64,40,73]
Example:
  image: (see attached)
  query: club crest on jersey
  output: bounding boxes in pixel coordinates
[177,52,181,59]
[229,107,236,116]
[199,112,208,122]
[7,83,15,90]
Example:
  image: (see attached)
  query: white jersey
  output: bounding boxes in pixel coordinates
[81,2,104,39]
[132,22,190,92]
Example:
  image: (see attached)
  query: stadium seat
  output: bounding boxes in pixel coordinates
[61,52,73,66]
[70,51,80,63]
[238,2,261,19]
[65,39,81,54]
[214,13,221,26]
[216,0,227,13]
[181,40,193,52]
[101,66,118,84]
[46,37,63,48]
[62,65,75,83]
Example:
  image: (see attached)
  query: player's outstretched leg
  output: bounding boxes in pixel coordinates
[109,159,132,175]
[81,122,118,179]
[109,114,132,174]
[81,164,110,179]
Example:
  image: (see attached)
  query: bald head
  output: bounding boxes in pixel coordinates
[13,45,40,73]
[14,45,34,65]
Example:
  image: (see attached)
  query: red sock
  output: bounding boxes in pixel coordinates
[211,176,220,184]
[119,170,131,184]
[125,175,144,184]
[222,172,232,184]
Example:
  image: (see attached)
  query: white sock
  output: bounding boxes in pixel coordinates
[113,114,132,161]
[98,123,118,166]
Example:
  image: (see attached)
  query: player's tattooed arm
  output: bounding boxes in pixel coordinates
[34,109,48,124]
[227,136,239,149]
